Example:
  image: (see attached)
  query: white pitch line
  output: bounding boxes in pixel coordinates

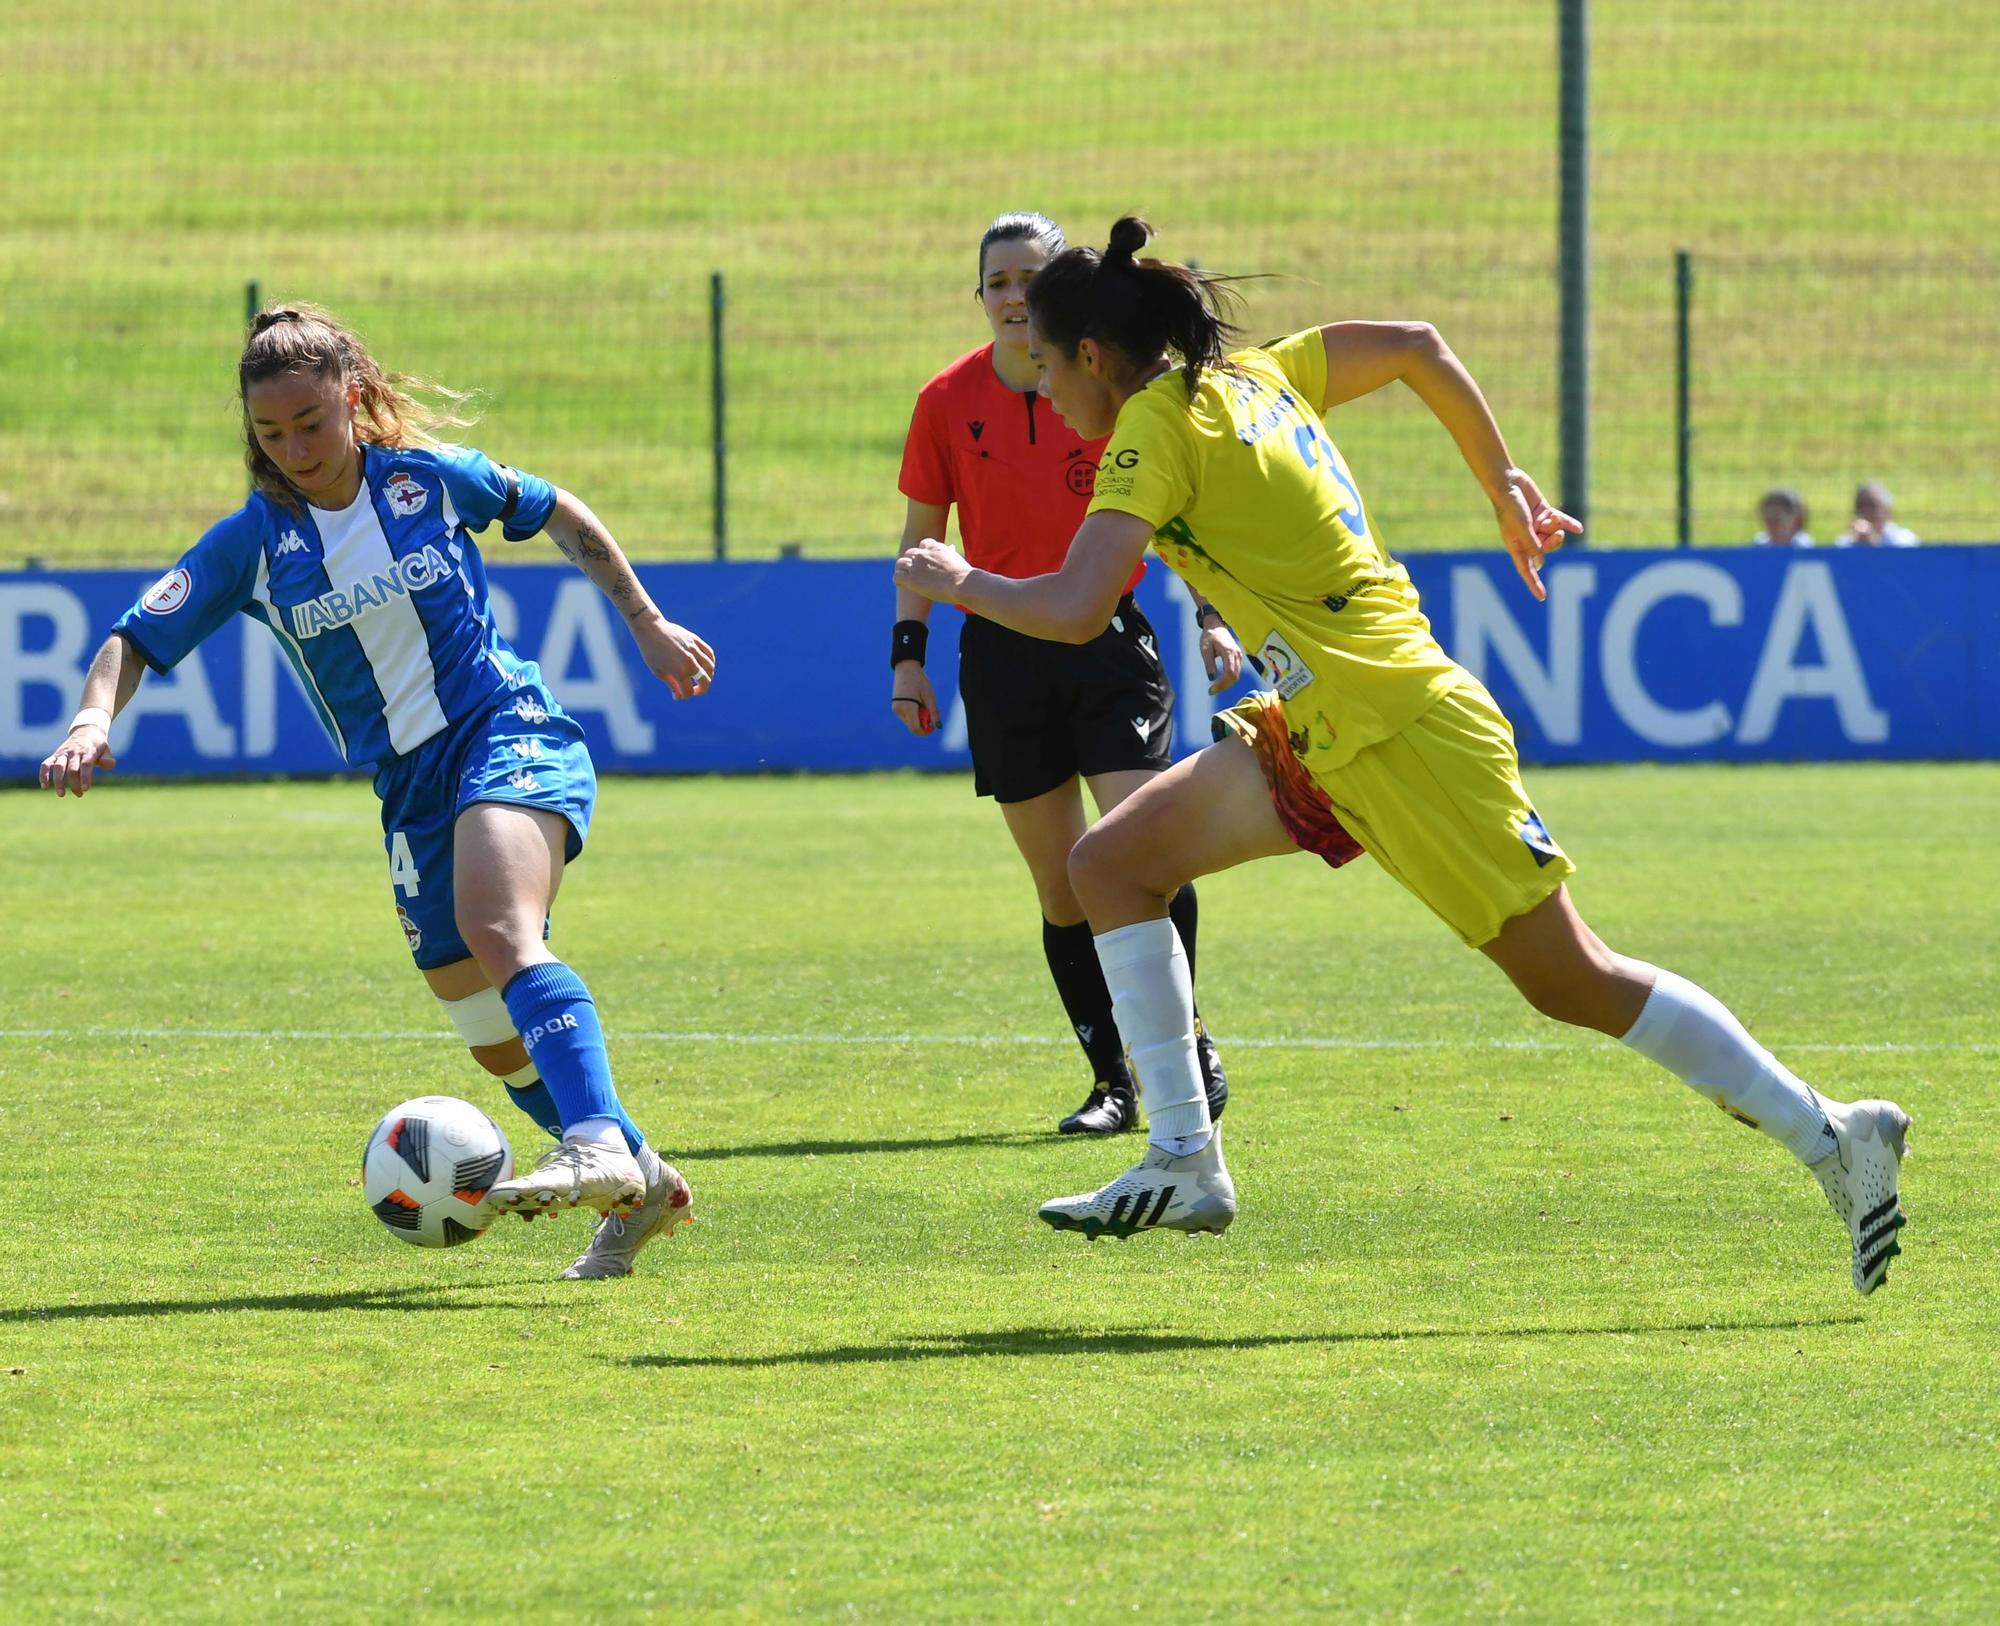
[0,1026,1991,1055]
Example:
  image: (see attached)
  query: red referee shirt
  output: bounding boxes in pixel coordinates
[898,344,1145,591]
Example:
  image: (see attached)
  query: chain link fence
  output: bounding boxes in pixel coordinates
[3,1,1995,564]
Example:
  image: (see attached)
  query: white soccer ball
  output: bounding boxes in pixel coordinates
[363,1095,513,1248]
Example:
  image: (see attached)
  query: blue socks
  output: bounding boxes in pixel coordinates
[502,1078,562,1140]
[500,961,645,1152]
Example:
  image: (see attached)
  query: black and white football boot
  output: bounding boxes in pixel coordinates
[1058,1080,1138,1136]
[1809,1098,1911,1295]
[1194,1014,1228,1122]
[1038,1127,1236,1240]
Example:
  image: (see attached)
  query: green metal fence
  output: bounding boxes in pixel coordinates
[2,1,1994,564]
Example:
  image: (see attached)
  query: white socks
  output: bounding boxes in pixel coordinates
[564,1115,631,1153]
[1095,918,1212,1154]
[1620,966,1837,1164]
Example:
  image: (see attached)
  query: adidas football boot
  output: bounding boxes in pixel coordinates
[1039,1127,1236,1240]
[1809,1098,1911,1295]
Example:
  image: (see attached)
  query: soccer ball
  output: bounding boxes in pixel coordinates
[363,1095,513,1248]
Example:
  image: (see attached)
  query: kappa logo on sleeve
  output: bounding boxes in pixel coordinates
[141,568,192,615]
[384,472,428,517]
[1255,629,1315,700]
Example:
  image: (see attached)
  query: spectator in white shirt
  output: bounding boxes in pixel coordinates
[1751,487,1814,547]
[1834,481,1920,547]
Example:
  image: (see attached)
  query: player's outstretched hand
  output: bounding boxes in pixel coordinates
[891,661,940,736]
[1200,622,1244,694]
[893,538,971,604]
[633,612,716,700]
[40,724,116,797]
[1493,467,1581,602]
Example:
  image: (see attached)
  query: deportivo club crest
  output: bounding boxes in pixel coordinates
[384,472,428,517]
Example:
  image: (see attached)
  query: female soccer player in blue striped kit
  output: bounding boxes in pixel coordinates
[39,304,703,1279]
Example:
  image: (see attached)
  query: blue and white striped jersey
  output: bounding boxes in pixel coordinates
[114,444,559,770]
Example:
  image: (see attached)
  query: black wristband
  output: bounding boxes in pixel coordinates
[891,619,928,669]
[1194,603,1225,628]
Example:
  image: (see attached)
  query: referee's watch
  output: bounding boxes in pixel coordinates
[1194,603,1226,629]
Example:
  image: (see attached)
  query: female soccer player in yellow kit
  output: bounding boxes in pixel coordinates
[897,218,1910,1296]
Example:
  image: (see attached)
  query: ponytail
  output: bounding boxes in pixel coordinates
[238,302,478,513]
[1025,215,1245,397]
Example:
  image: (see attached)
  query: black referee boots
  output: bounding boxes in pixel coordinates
[1055,1020,1229,1135]
[1059,1079,1139,1135]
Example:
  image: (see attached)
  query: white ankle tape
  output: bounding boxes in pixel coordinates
[440,986,519,1049]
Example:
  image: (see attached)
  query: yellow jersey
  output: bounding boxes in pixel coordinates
[1088,328,1462,770]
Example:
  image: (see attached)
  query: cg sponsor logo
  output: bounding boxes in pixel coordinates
[1113,449,1140,469]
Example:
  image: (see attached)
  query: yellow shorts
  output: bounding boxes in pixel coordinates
[1226,676,1575,947]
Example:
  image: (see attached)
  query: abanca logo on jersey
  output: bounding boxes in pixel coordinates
[291,544,452,640]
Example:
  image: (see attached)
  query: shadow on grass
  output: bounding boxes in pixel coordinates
[1,1281,547,1323]
[618,1314,1866,1369]
[689,1131,1048,1161]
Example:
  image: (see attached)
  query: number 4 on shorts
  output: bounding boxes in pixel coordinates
[390,831,422,897]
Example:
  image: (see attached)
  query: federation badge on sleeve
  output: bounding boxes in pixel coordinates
[1518,809,1565,867]
[141,568,192,615]
[384,472,428,517]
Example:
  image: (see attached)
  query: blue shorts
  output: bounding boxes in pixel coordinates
[374,674,598,971]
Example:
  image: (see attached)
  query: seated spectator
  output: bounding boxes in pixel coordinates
[1834,481,1919,547]
[1750,487,1814,547]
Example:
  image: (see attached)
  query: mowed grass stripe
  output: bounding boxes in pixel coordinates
[0,1025,1993,1055]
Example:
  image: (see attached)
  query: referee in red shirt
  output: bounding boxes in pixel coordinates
[889,212,1239,1134]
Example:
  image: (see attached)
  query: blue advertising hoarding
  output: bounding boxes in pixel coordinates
[1,547,1992,779]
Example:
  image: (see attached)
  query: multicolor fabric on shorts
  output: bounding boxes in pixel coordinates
[373,670,598,970]
[1317,676,1575,948]
[1212,690,1364,869]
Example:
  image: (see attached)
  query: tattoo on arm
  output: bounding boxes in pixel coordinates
[556,507,650,618]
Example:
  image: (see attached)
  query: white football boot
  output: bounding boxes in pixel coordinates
[1038,1127,1237,1240]
[563,1157,694,1279]
[486,1137,645,1217]
[1809,1098,1911,1295]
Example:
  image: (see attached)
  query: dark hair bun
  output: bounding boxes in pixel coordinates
[1104,215,1154,264]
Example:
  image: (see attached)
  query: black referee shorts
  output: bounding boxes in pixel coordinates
[958,594,1175,803]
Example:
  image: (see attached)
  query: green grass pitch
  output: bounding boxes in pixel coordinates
[1,764,1996,1620]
